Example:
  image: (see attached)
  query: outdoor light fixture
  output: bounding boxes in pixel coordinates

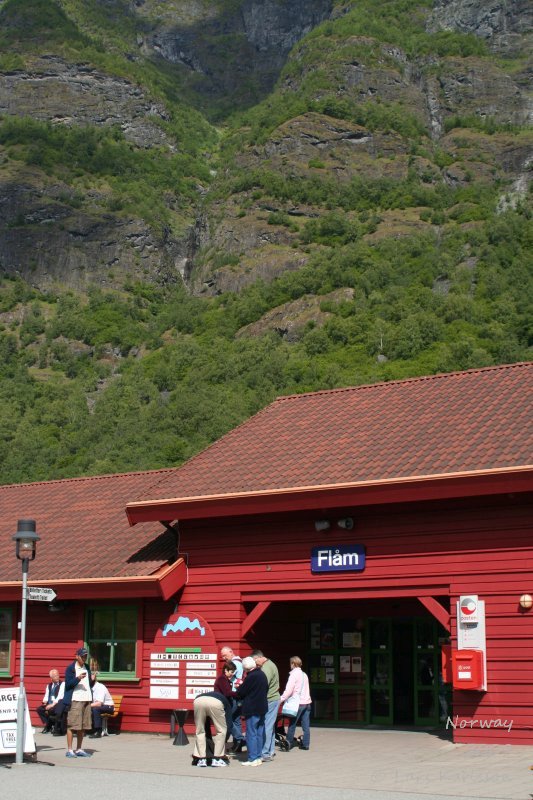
[314,519,331,532]
[12,519,40,766]
[519,594,533,610]
[337,517,354,530]
[13,519,40,562]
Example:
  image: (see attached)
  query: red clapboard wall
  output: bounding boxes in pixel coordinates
[172,492,533,744]
[10,491,533,742]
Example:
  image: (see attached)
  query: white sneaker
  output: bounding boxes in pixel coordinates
[197,758,207,767]
[243,758,261,766]
[211,758,228,767]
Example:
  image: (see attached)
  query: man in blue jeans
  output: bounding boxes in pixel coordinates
[251,649,280,762]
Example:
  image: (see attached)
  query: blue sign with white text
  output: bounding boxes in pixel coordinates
[311,544,366,573]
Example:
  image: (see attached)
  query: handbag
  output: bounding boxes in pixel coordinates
[281,694,300,717]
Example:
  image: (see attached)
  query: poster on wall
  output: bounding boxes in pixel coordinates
[150,612,218,708]
[339,655,351,673]
[343,631,362,649]
[351,656,362,673]
[0,688,36,755]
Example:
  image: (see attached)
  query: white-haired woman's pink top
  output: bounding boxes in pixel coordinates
[279,666,312,704]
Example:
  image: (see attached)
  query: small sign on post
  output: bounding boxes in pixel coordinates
[27,587,56,602]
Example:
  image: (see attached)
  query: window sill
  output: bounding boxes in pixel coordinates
[97,674,140,683]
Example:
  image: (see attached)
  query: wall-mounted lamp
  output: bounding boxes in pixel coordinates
[337,517,354,530]
[314,520,331,532]
[519,594,532,610]
[48,600,69,613]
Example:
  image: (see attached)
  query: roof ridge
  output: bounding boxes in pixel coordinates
[274,361,533,403]
[0,466,181,492]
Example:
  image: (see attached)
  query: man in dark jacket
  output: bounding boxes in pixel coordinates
[36,668,61,732]
[235,656,268,766]
[63,647,95,758]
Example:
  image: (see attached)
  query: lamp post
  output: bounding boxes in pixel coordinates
[12,519,40,765]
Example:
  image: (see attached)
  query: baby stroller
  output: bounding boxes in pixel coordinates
[275,711,303,751]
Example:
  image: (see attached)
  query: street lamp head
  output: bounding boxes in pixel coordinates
[13,519,40,561]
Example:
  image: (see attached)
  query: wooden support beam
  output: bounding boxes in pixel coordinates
[241,601,271,638]
[418,596,450,631]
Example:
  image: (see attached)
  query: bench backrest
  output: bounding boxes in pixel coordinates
[102,694,123,719]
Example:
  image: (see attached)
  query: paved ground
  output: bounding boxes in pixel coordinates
[1,727,532,800]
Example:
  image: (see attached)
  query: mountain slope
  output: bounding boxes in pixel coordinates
[0,0,531,484]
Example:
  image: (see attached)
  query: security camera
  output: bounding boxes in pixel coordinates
[314,519,331,532]
[337,517,354,530]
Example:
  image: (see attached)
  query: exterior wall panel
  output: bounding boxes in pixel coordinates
[6,492,532,743]
[174,494,532,744]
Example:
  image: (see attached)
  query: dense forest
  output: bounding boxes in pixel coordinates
[0,0,531,484]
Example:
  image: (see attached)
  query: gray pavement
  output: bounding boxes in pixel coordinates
[1,727,532,800]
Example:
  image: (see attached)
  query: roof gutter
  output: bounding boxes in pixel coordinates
[0,558,187,602]
[126,465,533,525]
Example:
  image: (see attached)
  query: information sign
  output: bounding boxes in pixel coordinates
[27,587,57,602]
[149,612,218,708]
[0,688,36,755]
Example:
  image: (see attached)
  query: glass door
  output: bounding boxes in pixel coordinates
[309,618,367,724]
[414,619,440,725]
[368,618,393,724]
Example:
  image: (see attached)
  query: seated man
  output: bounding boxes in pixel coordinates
[35,669,61,733]
[50,681,68,736]
[89,674,114,738]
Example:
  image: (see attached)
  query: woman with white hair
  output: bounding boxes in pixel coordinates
[235,655,268,766]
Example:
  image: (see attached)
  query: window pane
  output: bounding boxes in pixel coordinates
[115,608,136,639]
[417,689,436,718]
[338,686,365,722]
[418,655,435,686]
[313,687,335,721]
[88,641,111,672]
[114,642,135,672]
[0,643,9,671]
[88,608,113,639]
[371,653,389,685]
[0,610,10,639]
[370,620,389,649]
[371,688,390,717]
[416,620,434,649]
[0,610,11,672]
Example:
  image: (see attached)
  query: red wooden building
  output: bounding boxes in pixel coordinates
[0,362,532,743]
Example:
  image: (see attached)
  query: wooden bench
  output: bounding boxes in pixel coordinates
[101,694,123,736]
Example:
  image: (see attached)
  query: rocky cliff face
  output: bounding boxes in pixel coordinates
[137,0,333,112]
[0,0,531,297]
[0,56,172,148]
[428,0,533,55]
[190,0,531,296]
[0,172,184,290]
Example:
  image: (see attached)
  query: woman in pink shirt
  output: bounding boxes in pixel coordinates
[279,655,312,750]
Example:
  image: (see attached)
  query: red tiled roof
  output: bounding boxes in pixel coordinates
[138,363,533,501]
[1,363,531,582]
[0,468,180,583]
